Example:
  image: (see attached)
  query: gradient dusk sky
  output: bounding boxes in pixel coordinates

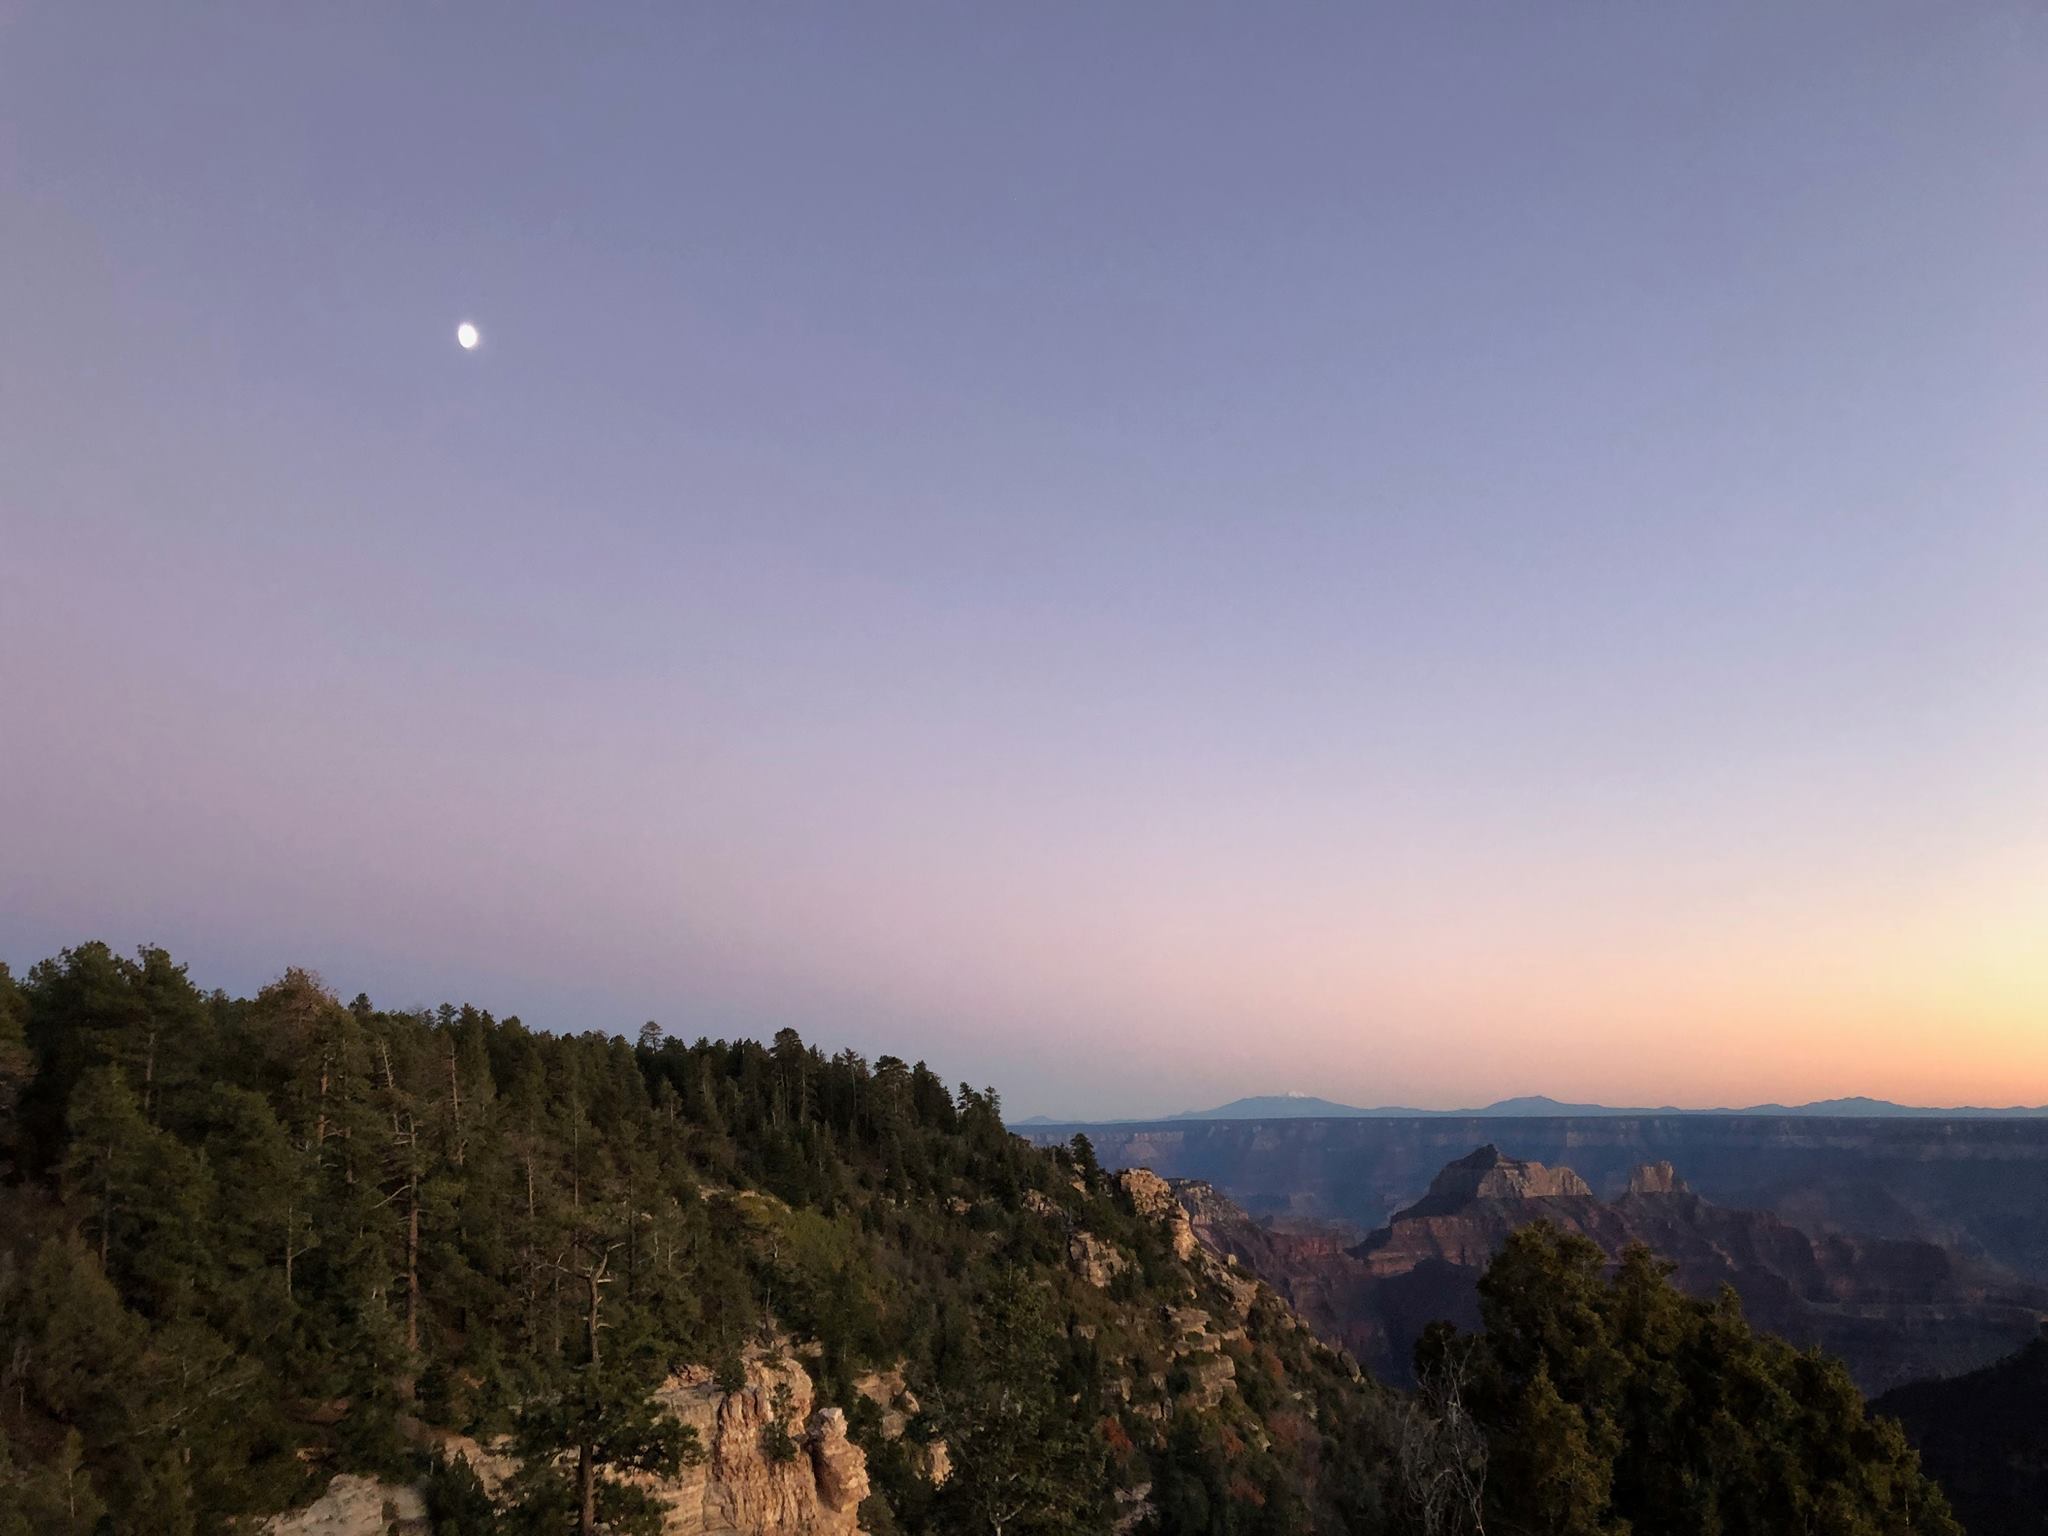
[5,5,2047,1119]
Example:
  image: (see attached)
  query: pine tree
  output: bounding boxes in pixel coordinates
[509,1230,697,1535]
[937,1269,1108,1536]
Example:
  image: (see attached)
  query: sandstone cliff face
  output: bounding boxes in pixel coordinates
[270,1350,868,1536]
[1627,1160,1687,1196]
[632,1353,868,1536]
[1120,1167,1198,1260]
[263,1476,426,1536]
[1399,1145,1593,1214]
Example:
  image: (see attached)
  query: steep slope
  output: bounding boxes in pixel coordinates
[1876,1336,2048,1536]
[0,945,1404,1536]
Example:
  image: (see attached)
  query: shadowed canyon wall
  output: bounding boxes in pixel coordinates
[1023,1117,2048,1281]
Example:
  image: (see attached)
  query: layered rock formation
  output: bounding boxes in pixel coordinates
[1403,1144,1593,1208]
[1119,1167,1199,1260]
[1627,1159,1686,1196]
[1070,1229,1131,1287]
[1165,1149,2048,1395]
[1025,1115,2048,1282]
[636,1354,868,1536]
[266,1349,868,1536]
[1356,1146,1597,1270]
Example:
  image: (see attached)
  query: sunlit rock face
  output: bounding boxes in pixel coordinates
[1386,1143,1594,1218]
[635,1352,868,1536]
[263,1475,427,1536]
[1119,1167,1200,1259]
[1626,1160,1687,1196]
[267,1347,870,1536]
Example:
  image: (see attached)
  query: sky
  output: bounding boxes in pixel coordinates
[4,4,2047,1120]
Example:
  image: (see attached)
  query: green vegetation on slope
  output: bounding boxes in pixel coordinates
[0,945,1962,1536]
[0,945,1398,1535]
[1418,1223,1959,1536]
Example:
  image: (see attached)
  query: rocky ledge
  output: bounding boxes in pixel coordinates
[265,1348,868,1536]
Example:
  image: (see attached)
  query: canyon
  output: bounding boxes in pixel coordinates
[1027,1114,2048,1281]
[1149,1142,2048,1395]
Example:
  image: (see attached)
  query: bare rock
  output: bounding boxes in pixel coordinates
[1409,1145,1594,1209]
[1179,1351,1237,1411]
[853,1364,915,1440]
[1627,1160,1689,1196]
[272,1345,868,1536]
[1119,1167,1178,1219]
[1114,1482,1155,1536]
[808,1408,869,1513]
[1119,1168,1199,1260]
[631,1348,869,1536]
[263,1475,427,1536]
[1070,1230,1130,1288]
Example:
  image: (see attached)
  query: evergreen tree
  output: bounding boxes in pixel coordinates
[937,1269,1108,1536]
[1422,1223,1960,1536]
[508,1234,697,1535]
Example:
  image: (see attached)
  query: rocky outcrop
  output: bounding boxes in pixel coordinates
[427,1429,518,1502]
[1399,1145,1592,1214]
[263,1476,426,1536]
[276,1349,867,1536]
[1627,1161,1687,1196]
[852,1364,949,1487]
[637,1352,868,1536]
[1070,1230,1130,1288]
[1120,1167,1199,1260]
[807,1409,867,1515]
[852,1364,917,1440]
[1119,1167,1178,1218]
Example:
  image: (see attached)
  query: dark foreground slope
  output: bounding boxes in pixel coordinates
[1877,1338,2048,1536]
[1028,1115,2048,1280]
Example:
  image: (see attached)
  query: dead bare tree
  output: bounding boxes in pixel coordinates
[1397,1335,1489,1536]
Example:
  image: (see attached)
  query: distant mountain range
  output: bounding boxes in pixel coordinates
[1015,1091,2048,1126]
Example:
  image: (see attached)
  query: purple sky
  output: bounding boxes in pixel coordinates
[5,4,2047,1118]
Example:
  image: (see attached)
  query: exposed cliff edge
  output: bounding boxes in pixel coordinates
[1166,1149,2048,1395]
[263,1350,870,1536]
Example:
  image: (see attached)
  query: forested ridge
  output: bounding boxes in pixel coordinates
[0,945,1963,1535]
[0,944,1402,1534]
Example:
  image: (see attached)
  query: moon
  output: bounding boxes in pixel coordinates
[456,321,480,351]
